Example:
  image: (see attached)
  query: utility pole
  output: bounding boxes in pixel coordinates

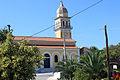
[7,25,11,32]
[104,25,110,80]
[63,29,66,60]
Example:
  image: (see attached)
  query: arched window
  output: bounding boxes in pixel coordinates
[54,55,58,63]
[45,54,50,57]
[68,20,70,27]
[63,21,65,27]
[66,21,68,27]
[61,19,62,27]
[44,54,50,68]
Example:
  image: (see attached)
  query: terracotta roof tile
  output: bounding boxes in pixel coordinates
[34,46,79,49]
[14,36,76,42]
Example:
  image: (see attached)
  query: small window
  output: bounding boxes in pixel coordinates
[55,55,58,63]
[68,20,70,27]
[66,21,68,27]
[63,21,65,27]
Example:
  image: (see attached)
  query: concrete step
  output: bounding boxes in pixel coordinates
[41,68,54,73]
[35,72,54,80]
[35,72,60,80]
[36,68,54,73]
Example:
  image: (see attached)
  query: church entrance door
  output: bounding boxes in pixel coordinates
[44,54,50,68]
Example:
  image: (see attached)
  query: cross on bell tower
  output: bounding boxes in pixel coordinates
[54,1,72,39]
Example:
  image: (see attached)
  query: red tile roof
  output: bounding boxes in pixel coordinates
[14,36,76,42]
[34,46,79,49]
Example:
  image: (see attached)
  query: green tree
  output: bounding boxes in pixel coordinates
[0,33,43,80]
[0,27,9,43]
[89,46,99,53]
[55,59,77,80]
[102,43,120,72]
[107,44,120,72]
[109,44,120,62]
[102,43,120,62]
[78,52,106,80]
[72,68,88,80]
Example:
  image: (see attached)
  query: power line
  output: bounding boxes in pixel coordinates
[31,24,55,37]
[71,0,103,18]
[31,0,103,37]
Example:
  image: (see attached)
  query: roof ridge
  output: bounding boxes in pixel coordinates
[14,36,74,40]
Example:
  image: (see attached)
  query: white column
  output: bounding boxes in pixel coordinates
[69,52,71,59]
[60,54,62,61]
[41,60,44,68]
[77,49,80,62]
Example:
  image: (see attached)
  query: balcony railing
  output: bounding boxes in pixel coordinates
[54,26,73,31]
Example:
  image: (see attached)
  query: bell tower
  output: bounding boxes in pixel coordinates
[54,1,72,39]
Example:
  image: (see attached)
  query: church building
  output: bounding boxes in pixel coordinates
[14,1,81,71]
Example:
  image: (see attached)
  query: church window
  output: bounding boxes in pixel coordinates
[44,54,50,68]
[45,54,50,57]
[61,19,62,27]
[66,21,68,27]
[54,55,58,63]
[63,21,65,27]
[68,20,70,27]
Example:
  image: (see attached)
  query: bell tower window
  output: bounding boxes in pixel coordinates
[63,21,65,27]
[61,19,62,27]
[69,20,70,27]
[66,21,68,27]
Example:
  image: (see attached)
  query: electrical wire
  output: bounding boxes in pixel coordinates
[31,24,55,37]
[71,0,103,18]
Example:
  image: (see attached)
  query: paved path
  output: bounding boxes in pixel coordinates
[35,73,54,80]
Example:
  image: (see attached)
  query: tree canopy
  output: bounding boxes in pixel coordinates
[109,44,120,60]
[0,33,43,80]
[55,59,77,80]
[0,27,9,43]
[79,52,106,80]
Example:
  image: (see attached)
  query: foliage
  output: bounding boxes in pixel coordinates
[78,52,106,80]
[0,27,9,43]
[102,43,120,63]
[89,46,99,53]
[55,59,77,80]
[102,43,120,74]
[103,78,108,80]
[72,68,88,80]
[56,43,120,80]
[58,78,67,80]
[55,48,107,80]
[0,33,43,80]
[109,44,120,60]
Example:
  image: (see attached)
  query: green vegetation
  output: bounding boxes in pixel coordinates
[56,52,106,80]
[56,44,120,80]
[109,44,120,63]
[0,27,9,43]
[108,44,120,72]
[78,52,106,80]
[55,59,77,80]
[0,32,43,80]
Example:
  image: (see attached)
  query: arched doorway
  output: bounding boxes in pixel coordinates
[44,54,50,68]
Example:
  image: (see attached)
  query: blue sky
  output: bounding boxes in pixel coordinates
[0,0,120,49]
